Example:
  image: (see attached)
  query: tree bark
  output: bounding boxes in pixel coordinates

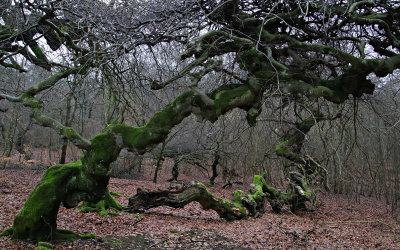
[60,85,76,164]
[126,175,270,220]
[209,152,219,187]
[153,140,166,183]
[273,108,330,212]
[7,83,261,241]
[10,161,106,241]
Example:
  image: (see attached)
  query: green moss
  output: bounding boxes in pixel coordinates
[60,127,84,142]
[55,229,95,242]
[213,85,254,116]
[0,33,12,39]
[29,43,47,62]
[53,31,63,44]
[22,96,42,109]
[109,191,130,197]
[82,132,120,176]
[253,175,267,187]
[79,190,123,216]
[37,241,53,250]
[111,92,194,151]
[0,24,11,31]
[367,57,399,77]
[246,108,259,127]
[0,25,13,39]
[237,48,268,72]
[231,202,247,219]
[0,227,13,237]
[60,26,69,33]
[89,133,118,162]
[275,140,301,161]
[309,86,335,99]
[12,162,83,241]
[133,214,142,220]
[192,95,214,113]
[232,190,244,203]
[111,125,152,151]
[254,70,275,80]
[147,91,193,129]
[247,175,266,206]
[209,84,242,99]
[196,182,247,220]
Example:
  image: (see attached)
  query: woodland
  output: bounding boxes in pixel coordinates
[0,0,400,249]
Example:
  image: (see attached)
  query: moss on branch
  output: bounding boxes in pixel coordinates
[126,177,271,220]
[23,67,85,97]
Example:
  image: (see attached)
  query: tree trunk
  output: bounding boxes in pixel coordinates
[126,175,270,220]
[209,152,219,187]
[9,130,123,241]
[60,84,76,164]
[168,157,180,182]
[7,84,264,241]
[274,109,330,212]
[11,161,108,241]
[1,117,17,169]
[153,140,166,183]
[59,138,68,164]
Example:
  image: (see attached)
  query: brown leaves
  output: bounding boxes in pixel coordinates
[0,169,399,249]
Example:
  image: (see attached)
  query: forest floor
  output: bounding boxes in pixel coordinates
[0,167,400,249]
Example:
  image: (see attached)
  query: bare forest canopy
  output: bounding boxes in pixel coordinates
[0,0,400,243]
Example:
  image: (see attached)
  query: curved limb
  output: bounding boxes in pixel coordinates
[126,175,269,220]
[273,106,332,212]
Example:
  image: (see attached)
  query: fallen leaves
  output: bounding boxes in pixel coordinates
[0,169,399,249]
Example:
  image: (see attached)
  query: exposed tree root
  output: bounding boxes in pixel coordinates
[125,181,248,220]
[125,175,278,220]
[79,190,124,216]
[125,172,327,219]
[0,227,95,242]
[0,228,13,237]
[125,175,300,219]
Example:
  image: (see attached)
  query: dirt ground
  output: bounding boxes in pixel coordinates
[1,168,399,249]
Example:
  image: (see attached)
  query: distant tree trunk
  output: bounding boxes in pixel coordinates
[1,117,17,168]
[168,156,180,182]
[153,140,166,183]
[60,84,77,164]
[16,120,32,161]
[48,131,53,162]
[59,139,68,164]
[209,151,219,187]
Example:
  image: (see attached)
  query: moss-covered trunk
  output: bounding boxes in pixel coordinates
[271,110,329,212]
[9,160,114,241]
[6,84,260,241]
[126,175,269,220]
[9,130,122,241]
[12,162,83,241]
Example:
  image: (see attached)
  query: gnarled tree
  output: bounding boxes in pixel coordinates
[1,0,400,243]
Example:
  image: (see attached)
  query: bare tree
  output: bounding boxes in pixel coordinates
[0,0,400,242]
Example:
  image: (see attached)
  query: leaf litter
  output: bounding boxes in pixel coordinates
[1,169,399,249]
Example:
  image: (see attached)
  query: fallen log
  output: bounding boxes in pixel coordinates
[125,175,270,220]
